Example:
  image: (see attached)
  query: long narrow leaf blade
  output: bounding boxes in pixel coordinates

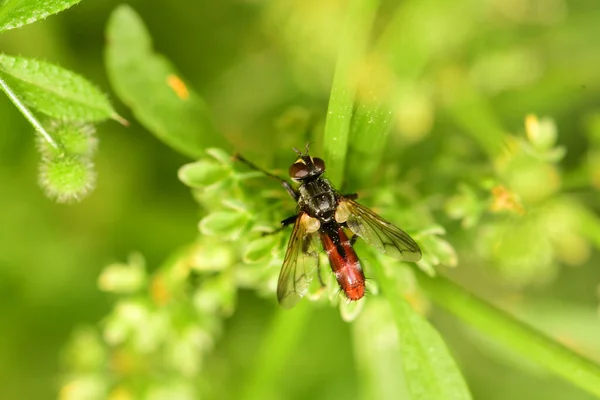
[0,0,81,32]
[370,260,472,400]
[395,295,472,399]
[323,0,378,187]
[352,298,410,400]
[0,54,117,122]
[416,271,600,398]
[105,5,230,158]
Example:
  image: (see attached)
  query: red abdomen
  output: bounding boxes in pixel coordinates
[320,227,365,301]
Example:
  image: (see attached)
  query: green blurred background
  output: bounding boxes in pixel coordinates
[1,0,600,399]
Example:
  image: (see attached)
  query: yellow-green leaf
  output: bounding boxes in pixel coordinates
[105,5,231,158]
[0,54,117,122]
[0,0,81,32]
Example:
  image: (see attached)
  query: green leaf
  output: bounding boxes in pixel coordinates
[352,298,410,400]
[0,54,117,122]
[415,271,600,398]
[199,211,248,239]
[97,253,146,294]
[0,0,81,32]
[323,0,378,187]
[190,237,236,273]
[369,260,472,400]
[395,297,471,400]
[243,235,278,264]
[105,5,231,158]
[178,159,232,188]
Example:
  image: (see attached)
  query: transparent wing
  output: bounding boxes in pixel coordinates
[338,198,422,262]
[277,212,320,308]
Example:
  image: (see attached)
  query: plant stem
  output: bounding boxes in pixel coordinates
[323,0,379,188]
[0,74,60,150]
[415,270,600,398]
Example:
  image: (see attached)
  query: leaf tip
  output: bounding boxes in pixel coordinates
[112,113,130,126]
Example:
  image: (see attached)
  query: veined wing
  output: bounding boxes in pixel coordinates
[336,198,422,262]
[277,212,321,308]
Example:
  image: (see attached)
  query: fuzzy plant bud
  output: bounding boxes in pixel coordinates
[39,155,96,203]
[37,120,98,158]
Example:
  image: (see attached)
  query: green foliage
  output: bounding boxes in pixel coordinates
[4,1,600,400]
[369,261,472,400]
[55,3,600,399]
[0,1,119,203]
[105,5,230,159]
[0,0,81,31]
[36,121,98,202]
[416,273,600,398]
[0,54,117,122]
[38,153,95,202]
[322,0,378,187]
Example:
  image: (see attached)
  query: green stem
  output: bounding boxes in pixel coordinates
[323,0,379,187]
[0,73,60,150]
[239,304,312,400]
[415,270,600,398]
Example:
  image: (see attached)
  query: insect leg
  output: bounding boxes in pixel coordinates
[261,214,297,236]
[316,253,325,288]
[281,182,299,201]
[234,154,299,201]
[343,193,358,200]
[280,215,298,227]
[350,234,359,246]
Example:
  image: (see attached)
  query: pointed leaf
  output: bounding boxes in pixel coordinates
[178,159,231,188]
[394,296,472,400]
[0,0,81,32]
[369,260,472,400]
[352,299,410,400]
[105,5,230,158]
[0,54,117,122]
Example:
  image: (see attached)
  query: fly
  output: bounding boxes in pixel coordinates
[235,145,422,308]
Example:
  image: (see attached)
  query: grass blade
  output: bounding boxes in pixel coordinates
[323,0,379,187]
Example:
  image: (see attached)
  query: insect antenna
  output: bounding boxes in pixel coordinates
[233,153,299,201]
